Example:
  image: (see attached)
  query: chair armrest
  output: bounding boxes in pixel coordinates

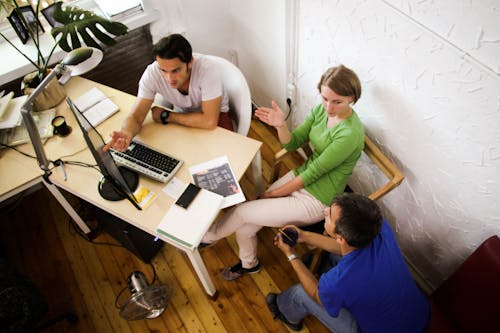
[363,135,404,200]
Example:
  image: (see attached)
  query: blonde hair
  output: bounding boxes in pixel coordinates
[317,65,362,104]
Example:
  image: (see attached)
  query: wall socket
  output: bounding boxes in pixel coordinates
[287,83,296,106]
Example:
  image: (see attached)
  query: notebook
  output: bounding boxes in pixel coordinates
[156,187,223,249]
[73,87,119,127]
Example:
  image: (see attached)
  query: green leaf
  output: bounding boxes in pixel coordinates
[50,2,128,52]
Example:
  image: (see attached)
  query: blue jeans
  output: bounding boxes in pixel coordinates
[277,284,358,333]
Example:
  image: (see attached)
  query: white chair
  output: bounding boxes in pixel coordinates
[198,54,252,136]
[199,53,263,195]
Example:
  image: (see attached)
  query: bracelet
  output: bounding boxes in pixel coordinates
[287,253,299,262]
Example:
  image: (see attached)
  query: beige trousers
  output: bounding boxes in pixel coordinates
[202,171,327,268]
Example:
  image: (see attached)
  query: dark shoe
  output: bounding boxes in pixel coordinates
[266,293,303,331]
[198,242,214,250]
[221,261,260,281]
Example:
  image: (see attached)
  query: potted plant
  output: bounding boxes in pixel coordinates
[0,1,128,109]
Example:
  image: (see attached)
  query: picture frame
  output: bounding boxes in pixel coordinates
[7,9,29,44]
[19,5,45,34]
[41,2,63,28]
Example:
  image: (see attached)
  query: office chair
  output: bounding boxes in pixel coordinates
[0,259,78,332]
[271,134,405,273]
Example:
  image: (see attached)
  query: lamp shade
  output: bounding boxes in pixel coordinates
[62,47,103,76]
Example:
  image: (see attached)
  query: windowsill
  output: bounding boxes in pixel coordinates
[0,8,159,87]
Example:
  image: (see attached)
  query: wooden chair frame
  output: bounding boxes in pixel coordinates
[270,133,405,273]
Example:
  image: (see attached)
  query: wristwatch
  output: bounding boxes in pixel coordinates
[287,253,299,262]
[160,110,170,124]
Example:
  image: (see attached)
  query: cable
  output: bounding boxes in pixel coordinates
[1,142,99,173]
[285,97,292,121]
[0,143,38,159]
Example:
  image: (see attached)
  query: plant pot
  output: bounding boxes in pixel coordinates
[22,71,66,111]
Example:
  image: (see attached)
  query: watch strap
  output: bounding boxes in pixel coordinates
[287,253,299,262]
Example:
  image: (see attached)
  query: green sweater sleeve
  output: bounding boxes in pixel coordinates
[285,104,365,205]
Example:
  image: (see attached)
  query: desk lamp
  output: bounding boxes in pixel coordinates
[20,47,103,181]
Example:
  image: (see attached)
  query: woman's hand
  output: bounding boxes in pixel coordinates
[255,101,286,128]
[260,190,278,199]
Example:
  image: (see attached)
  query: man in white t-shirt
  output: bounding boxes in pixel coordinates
[105,34,231,152]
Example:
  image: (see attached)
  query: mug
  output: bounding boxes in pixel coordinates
[280,227,299,247]
[52,115,71,137]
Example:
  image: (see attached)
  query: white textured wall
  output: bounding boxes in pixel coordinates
[150,0,500,289]
[294,0,500,289]
[149,0,287,106]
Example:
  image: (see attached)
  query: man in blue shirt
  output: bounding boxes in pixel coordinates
[267,193,430,332]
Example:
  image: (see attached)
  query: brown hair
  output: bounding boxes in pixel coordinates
[317,65,362,104]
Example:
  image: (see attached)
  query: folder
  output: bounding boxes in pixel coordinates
[156,188,223,249]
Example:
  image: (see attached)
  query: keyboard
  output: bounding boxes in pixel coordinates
[110,140,183,183]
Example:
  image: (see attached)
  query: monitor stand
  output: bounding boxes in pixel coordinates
[98,167,139,201]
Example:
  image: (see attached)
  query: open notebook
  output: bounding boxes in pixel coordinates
[73,87,119,127]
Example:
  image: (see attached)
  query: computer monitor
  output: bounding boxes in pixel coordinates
[66,97,142,210]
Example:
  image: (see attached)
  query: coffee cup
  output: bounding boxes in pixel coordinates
[52,115,71,137]
[280,227,299,247]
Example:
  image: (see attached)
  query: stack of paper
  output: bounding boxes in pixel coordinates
[156,188,223,249]
[0,94,26,130]
[0,94,55,147]
[0,92,14,120]
[74,87,119,127]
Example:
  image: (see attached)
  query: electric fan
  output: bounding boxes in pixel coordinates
[118,271,172,320]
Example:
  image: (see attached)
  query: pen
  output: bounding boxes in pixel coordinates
[277,228,294,243]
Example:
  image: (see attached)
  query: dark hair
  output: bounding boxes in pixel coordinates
[332,193,382,248]
[153,34,193,63]
[317,65,362,104]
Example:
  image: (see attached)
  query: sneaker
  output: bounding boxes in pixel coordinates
[221,261,260,281]
[266,293,303,331]
[197,242,215,250]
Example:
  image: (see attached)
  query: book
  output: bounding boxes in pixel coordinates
[156,187,223,249]
[73,87,119,127]
[189,155,246,209]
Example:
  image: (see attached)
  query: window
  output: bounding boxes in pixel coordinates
[93,0,143,18]
[1,0,146,42]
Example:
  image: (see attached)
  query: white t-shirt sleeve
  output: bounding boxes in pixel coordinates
[137,63,158,100]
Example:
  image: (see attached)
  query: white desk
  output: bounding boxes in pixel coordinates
[1,77,262,297]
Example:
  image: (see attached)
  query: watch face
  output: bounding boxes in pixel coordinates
[161,110,169,124]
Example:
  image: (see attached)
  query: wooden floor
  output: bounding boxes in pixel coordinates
[0,119,329,333]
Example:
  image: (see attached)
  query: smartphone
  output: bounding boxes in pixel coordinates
[175,183,201,209]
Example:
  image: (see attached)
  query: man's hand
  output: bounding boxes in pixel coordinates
[103,130,132,152]
[274,225,303,257]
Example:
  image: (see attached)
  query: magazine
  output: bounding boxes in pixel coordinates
[189,155,246,209]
